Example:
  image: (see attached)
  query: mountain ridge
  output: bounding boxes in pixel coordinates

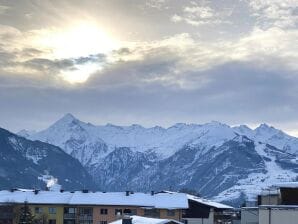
[17,114,298,205]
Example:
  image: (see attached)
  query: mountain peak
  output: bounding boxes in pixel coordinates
[254,123,283,139]
[255,123,277,133]
[61,113,77,121]
[257,123,272,129]
[49,113,81,129]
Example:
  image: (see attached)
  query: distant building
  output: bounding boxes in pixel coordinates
[0,204,14,224]
[0,190,188,224]
[258,205,298,224]
[240,207,258,224]
[182,194,234,224]
[241,182,298,224]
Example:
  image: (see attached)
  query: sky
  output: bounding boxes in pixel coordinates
[0,0,298,135]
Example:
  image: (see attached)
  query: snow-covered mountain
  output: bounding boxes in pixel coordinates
[0,127,97,190]
[19,114,298,205]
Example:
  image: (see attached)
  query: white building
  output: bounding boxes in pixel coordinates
[258,206,298,224]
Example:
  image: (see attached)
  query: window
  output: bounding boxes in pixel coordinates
[144,209,160,218]
[167,210,175,216]
[123,209,131,214]
[123,209,137,215]
[35,207,43,214]
[69,208,76,214]
[79,208,92,215]
[100,221,107,224]
[115,209,122,216]
[64,207,76,214]
[79,221,92,224]
[49,207,57,214]
[100,208,108,215]
[49,220,56,224]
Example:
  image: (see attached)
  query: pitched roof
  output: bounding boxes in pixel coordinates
[0,190,188,209]
[187,194,233,209]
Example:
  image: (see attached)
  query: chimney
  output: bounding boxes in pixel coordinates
[122,215,132,224]
[151,191,154,196]
[126,191,130,196]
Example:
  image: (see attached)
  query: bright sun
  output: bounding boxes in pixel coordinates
[35,21,120,83]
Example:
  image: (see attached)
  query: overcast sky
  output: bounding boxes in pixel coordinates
[0,0,298,135]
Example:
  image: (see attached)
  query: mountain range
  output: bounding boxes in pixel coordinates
[16,113,298,205]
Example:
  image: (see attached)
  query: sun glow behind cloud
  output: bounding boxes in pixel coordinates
[32,21,120,83]
[35,21,119,58]
[60,62,100,84]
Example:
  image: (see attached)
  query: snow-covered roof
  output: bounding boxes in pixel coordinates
[0,190,188,209]
[109,215,183,224]
[187,194,233,209]
[259,205,298,209]
[273,182,298,188]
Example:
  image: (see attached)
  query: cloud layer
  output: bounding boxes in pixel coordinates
[0,0,298,135]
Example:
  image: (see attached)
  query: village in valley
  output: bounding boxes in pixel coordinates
[0,181,298,224]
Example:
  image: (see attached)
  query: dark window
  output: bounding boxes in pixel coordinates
[64,207,76,214]
[167,210,175,216]
[100,221,107,224]
[144,209,160,218]
[63,221,75,224]
[35,207,43,214]
[131,209,137,215]
[100,209,108,215]
[79,221,92,224]
[123,209,137,215]
[79,208,92,215]
[49,220,56,224]
[123,209,131,214]
[115,209,122,216]
[49,207,57,214]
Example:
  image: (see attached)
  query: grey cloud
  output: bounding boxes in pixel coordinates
[16,54,106,75]
[1,61,298,134]
[74,54,106,65]
[0,0,297,135]
[21,48,45,58]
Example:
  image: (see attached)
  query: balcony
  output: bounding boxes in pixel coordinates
[64,213,76,219]
[79,215,93,220]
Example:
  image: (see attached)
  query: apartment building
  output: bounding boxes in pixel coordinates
[0,189,188,224]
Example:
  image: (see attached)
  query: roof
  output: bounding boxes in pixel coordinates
[273,182,298,188]
[259,205,298,210]
[186,194,233,209]
[0,190,188,209]
[109,215,183,224]
[260,189,280,196]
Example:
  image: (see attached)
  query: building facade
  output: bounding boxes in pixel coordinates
[0,190,187,224]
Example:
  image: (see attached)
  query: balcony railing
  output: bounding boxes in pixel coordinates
[79,215,93,220]
[64,213,76,219]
